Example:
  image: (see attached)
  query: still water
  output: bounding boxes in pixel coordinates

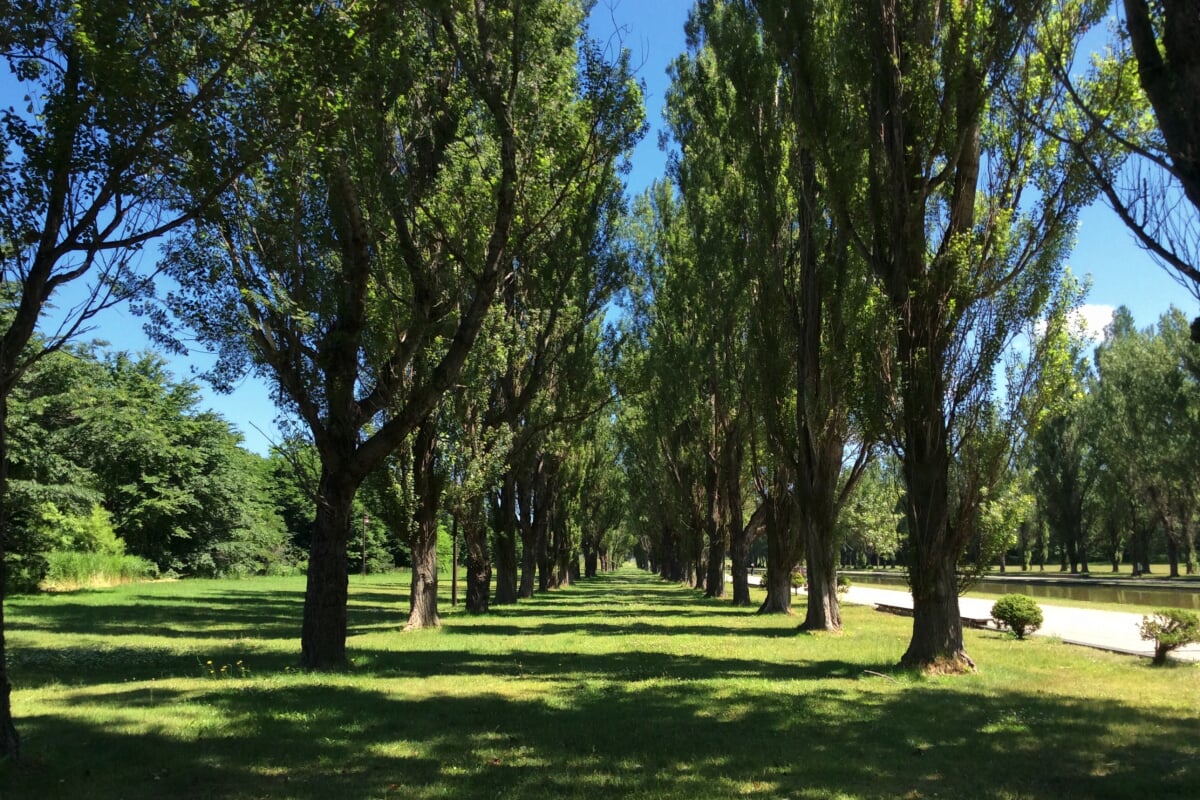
[847,570,1200,610]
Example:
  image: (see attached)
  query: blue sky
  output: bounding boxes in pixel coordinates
[11,0,1195,455]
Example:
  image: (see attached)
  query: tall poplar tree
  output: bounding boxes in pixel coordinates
[685,1,886,627]
[754,0,1098,668]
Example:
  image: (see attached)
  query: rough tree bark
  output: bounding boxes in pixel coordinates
[727,438,752,606]
[897,389,971,670]
[493,471,520,604]
[301,468,356,669]
[517,466,538,598]
[406,414,441,630]
[800,510,842,632]
[464,510,491,614]
[758,491,800,614]
[0,393,18,758]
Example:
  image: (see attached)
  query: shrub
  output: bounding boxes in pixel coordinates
[836,575,852,594]
[990,594,1043,639]
[1139,609,1200,666]
[43,551,157,591]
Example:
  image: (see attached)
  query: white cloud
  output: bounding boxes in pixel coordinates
[1033,303,1114,342]
[1073,304,1115,342]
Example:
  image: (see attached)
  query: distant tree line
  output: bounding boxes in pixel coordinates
[5,340,299,591]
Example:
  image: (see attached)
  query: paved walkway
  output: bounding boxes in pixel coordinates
[841,584,1200,663]
[733,574,1199,662]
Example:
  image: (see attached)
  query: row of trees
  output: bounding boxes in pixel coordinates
[5,337,638,594]
[822,305,1200,578]
[1029,306,1200,576]
[1,0,642,758]
[619,0,1092,668]
[618,0,1200,673]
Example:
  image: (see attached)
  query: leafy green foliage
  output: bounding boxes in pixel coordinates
[838,459,906,566]
[1140,609,1200,666]
[6,344,296,587]
[1088,307,1200,576]
[991,594,1044,639]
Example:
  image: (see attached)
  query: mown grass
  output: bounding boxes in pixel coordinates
[2,567,1198,799]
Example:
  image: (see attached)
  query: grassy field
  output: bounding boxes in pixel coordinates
[2,568,1198,799]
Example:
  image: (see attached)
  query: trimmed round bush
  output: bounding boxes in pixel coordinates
[1140,609,1200,666]
[991,594,1043,639]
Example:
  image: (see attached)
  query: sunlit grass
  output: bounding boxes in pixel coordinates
[2,566,1198,799]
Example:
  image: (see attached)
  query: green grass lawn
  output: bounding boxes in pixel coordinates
[2,567,1198,799]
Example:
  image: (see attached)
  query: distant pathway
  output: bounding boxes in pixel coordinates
[843,584,1200,663]
[734,574,1200,662]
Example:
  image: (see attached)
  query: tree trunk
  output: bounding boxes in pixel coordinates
[406,525,440,630]
[729,511,751,607]
[583,539,599,578]
[0,394,20,758]
[704,536,726,598]
[553,521,573,588]
[1140,525,1153,574]
[726,434,751,605]
[517,468,537,598]
[662,524,684,582]
[536,473,553,590]
[406,415,441,630]
[464,515,491,614]
[758,564,795,614]
[493,472,519,604]
[693,524,707,591]
[897,351,972,671]
[901,550,970,670]
[301,469,355,670]
[758,494,798,614]
[800,512,841,632]
[657,527,669,578]
[703,432,727,598]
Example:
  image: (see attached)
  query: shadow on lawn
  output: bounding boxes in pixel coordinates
[6,662,1197,800]
[356,646,880,683]
[443,621,795,638]
[7,587,407,644]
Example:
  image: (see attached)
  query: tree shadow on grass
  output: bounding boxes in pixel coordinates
[442,621,797,638]
[353,647,887,683]
[5,663,1197,799]
[9,570,746,648]
[7,587,407,644]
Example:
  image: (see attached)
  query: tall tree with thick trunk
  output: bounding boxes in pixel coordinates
[755,0,1098,668]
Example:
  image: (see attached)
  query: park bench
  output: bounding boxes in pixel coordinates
[874,603,993,630]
